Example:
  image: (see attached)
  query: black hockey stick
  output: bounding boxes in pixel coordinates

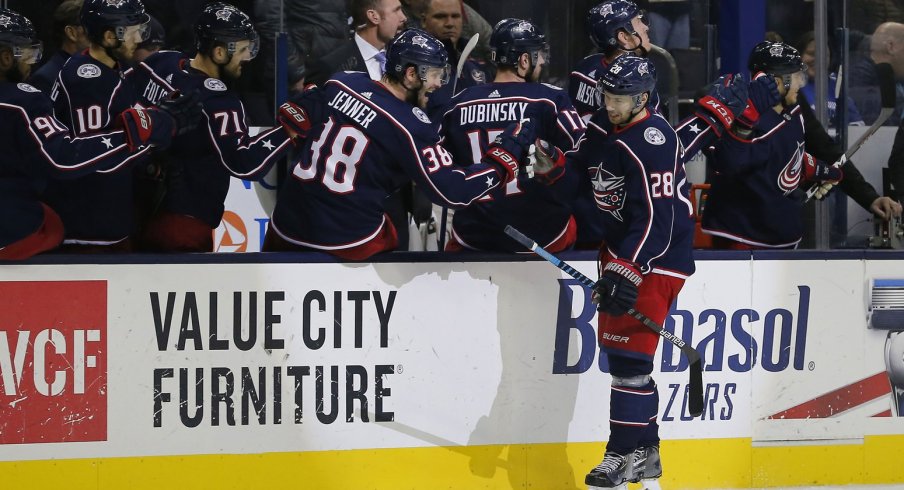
[504,225,704,417]
[805,62,897,201]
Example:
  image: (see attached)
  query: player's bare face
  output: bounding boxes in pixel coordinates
[422,0,463,43]
[223,40,253,79]
[603,92,638,125]
[416,65,449,108]
[779,70,806,105]
[376,0,408,44]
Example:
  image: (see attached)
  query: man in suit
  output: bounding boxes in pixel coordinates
[307,0,407,85]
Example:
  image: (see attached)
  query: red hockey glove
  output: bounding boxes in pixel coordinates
[482,120,535,183]
[119,106,175,152]
[695,73,747,136]
[277,101,313,139]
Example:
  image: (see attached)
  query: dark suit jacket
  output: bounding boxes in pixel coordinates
[306,40,366,87]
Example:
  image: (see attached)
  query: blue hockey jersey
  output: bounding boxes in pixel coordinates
[269,71,507,252]
[440,81,586,252]
[133,50,293,228]
[44,51,142,243]
[0,81,150,248]
[701,105,808,248]
[565,110,695,276]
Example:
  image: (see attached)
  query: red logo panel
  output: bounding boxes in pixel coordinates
[0,281,107,444]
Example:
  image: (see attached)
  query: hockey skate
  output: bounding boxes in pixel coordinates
[630,446,662,490]
[585,451,633,489]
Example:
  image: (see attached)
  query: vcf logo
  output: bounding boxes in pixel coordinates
[0,281,107,444]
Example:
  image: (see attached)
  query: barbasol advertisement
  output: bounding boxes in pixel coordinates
[0,257,901,461]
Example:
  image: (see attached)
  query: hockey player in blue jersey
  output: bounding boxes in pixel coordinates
[264,28,534,260]
[554,55,694,489]
[701,41,843,249]
[132,2,301,252]
[569,1,657,123]
[440,18,585,253]
[44,0,152,252]
[0,8,184,260]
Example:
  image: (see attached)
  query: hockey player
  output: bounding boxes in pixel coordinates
[264,28,534,260]
[440,18,585,253]
[701,41,843,249]
[44,0,152,252]
[569,0,656,123]
[555,55,694,489]
[0,8,183,260]
[132,2,300,252]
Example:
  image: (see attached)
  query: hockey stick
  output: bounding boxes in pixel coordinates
[805,62,897,201]
[438,33,481,250]
[504,225,704,417]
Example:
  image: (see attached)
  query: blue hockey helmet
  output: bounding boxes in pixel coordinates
[0,8,43,64]
[195,2,259,60]
[489,18,548,67]
[80,0,151,43]
[587,0,645,51]
[386,28,451,84]
[597,55,656,96]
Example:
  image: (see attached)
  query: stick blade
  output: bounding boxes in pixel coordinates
[687,358,704,417]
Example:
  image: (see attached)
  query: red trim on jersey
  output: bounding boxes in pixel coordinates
[0,204,63,260]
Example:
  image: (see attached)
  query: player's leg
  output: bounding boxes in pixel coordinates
[0,204,64,260]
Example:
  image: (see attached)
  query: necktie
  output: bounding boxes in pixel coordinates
[375,50,387,76]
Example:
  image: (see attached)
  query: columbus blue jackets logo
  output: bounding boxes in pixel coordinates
[471,69,485,83]
[105,0,126,7]
[591,166,627,221]
[601,4,614,16]
[204,78,227,91]
[215,9,232,21]
[778,141,804,195]
[77,64,102,78]
[643,127,666,145]
[17,83,40,93]
[411,35,429,48]
[0,15,11,28]
[412,107,431,124]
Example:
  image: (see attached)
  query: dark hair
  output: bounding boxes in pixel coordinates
[349,0,382,28]
[52,0,83,47]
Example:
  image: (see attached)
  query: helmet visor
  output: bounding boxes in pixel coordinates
[121,22,150,43]
[230,33,259,61]
[602,91,636,112]
[420,63,451,86]
[14,42,43,65]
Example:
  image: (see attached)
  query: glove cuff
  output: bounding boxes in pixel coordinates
[736,101,760,128]
[484,146,518,182]
[604,258,643,287]
[697,95,735,129]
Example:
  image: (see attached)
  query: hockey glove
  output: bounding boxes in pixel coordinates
[529,138,566,184]
[157,90,202,136]
[736,74,781,129]
[695,73,748,136]
[803,153,843,200]
[119,106,175,152]
[593,258,643,316]
[278,84,325,142]
[277,101,313,139]
[483,120,535,183]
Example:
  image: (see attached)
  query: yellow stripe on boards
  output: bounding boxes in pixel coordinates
[1,436,902,489]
